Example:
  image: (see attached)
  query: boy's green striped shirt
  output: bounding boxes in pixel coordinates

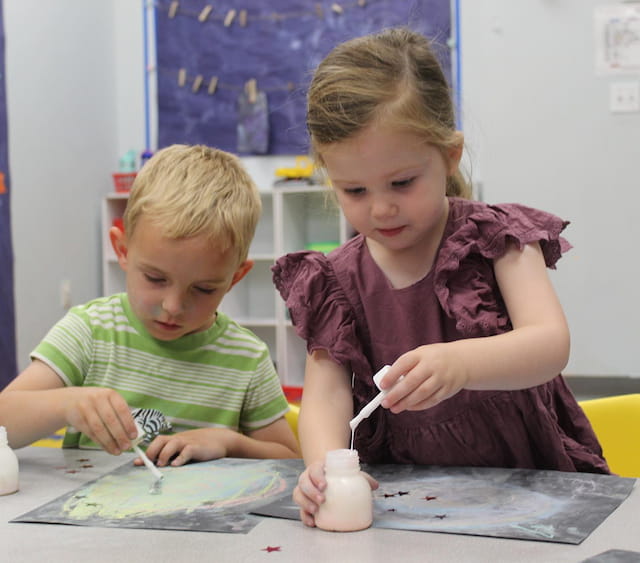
[31,293,289,449]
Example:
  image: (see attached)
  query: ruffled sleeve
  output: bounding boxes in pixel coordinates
[272,251,359,369]
[434,200,571,338]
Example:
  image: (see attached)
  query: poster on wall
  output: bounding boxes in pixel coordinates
[594,3,640,75]
[155,0,451,155]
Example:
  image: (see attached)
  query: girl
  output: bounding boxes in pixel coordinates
[272,27,608,527]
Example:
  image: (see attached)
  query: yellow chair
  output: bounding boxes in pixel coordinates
[579,394,640,478]
[31,427,65,448]
[285,403,300,441]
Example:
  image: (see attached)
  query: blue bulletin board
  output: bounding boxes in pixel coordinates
[0,2,17,389]
[155,0,452,155]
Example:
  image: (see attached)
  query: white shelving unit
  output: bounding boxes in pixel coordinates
[101,186,349,387]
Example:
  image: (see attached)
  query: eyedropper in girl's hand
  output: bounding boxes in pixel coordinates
[349,365,404,432]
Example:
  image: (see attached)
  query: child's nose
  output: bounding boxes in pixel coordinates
[371,195,398,219]
[161,292,185,316]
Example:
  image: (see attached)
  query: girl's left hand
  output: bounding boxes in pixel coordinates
[379,343,469,412]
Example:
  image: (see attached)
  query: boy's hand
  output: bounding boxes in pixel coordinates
[139,428,233,467]
[63,387,138,455]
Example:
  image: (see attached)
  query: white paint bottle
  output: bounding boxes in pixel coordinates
[0,426,19,495]
[315,449,373,532]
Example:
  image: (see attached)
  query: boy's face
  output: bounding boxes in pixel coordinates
[110,216,252,341]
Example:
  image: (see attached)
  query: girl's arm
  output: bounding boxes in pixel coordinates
[298,348,354,465]
[0,359,138,452]
[380,241,571,411]
[292,349,365,526]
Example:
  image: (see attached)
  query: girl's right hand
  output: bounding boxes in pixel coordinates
[292,460,327,527]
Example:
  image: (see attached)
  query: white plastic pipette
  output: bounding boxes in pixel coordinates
[349,365,402,432]
[132,421,164,488]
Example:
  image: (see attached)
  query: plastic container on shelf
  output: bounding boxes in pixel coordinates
[282,385,303,404]
[112,217,124,232]
[112,172,137,193]
[140,149,154,169]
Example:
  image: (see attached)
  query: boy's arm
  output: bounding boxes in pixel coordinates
[239,417,300,458]
[0,360,68,447]
[0,359,138,452]
[141,418,300,466]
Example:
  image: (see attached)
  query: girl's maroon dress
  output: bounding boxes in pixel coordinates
[273,197,608,473]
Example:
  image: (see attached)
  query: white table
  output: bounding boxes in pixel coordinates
[2,447,639,563]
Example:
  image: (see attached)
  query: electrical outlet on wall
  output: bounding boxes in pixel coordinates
[61,280,72,310]
[609,81,640,113]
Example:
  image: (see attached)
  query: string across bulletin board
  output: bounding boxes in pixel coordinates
[155,0,452,155]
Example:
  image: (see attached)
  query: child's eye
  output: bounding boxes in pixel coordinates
[343,186,366,196]
[195,287,215,295]
[391,177,415,188]
[144,274,165,284]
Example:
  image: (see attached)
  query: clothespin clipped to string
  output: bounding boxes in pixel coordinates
[192,74,203,93]
[331,3,343,14]
[178,68,187,87]
[224,9,237,27]
[245,79,257,104]
[207,76,219,95]
[168,0,179,18]
[239,9,247,27]
[198,5,213,22]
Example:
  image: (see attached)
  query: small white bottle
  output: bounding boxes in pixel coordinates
[315,449,373,532]
[0,426,19,495]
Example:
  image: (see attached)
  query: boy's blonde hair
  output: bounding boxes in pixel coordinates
[307,27,471,199]
[123,144,261,263]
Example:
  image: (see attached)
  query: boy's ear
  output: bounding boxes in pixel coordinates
[109,226,129,270]
[228,260,254,291]
[447,131,464,175]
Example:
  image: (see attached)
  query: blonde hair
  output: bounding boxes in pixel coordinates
[124,144,261,263]
[307,27,471,199]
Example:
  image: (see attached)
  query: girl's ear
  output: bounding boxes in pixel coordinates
[447,131,465,175]
[109,226,129,271]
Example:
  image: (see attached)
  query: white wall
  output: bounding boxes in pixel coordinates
[5,1,145,371]
[5,1,288,373]
[7,1,636,377]
[460,1,640,376]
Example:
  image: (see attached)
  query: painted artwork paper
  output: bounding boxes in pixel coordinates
[13,459,634,543]
[13,458,303,534]
[255,464,636,544]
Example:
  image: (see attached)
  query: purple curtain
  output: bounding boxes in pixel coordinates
[0,2,17,389]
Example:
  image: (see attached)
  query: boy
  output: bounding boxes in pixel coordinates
[0,145,299,465]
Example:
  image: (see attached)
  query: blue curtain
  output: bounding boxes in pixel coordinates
[0,2,17,389]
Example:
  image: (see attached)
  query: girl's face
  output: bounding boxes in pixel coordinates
[321,122,462,258]
[111,216,252,341]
